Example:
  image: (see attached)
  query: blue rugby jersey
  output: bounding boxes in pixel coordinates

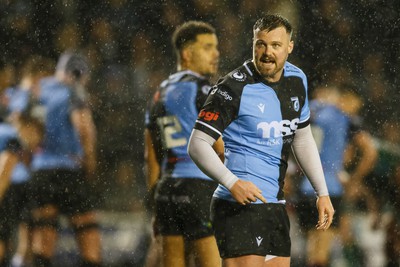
[194,60,310,203]
[5,86,30,114]
[0,123,30,184]
[300,100,360,196]
[30,77,84,171]
[145,70,213,180]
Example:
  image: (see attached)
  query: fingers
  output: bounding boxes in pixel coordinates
[231,180,267,205]
[243,187,267,204]
[315,196,335,230]
[241,199,251,205]
[255,191,267,203]
[240,191,267,205]
[325,211,334,229]
[241,197,256,205]
[316,210,335,230]
[316,214,328,230]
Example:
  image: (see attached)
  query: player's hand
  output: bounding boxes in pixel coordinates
[316,195,335,230]
[230,179,267,205]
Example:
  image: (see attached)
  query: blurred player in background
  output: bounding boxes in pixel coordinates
[0,55,54,267]
[0,111,44,267]
[144,21,223,267]
[296,84,377,267]
[24,51,102,267]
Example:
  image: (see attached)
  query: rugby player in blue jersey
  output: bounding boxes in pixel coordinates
[188,14,335,267]
[145,21,223,267]
[25,51,102,267]
[296,84,377,267]
[0,113,43,267]
[1,55,54,267]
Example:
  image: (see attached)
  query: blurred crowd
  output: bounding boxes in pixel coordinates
[0,0,399,266]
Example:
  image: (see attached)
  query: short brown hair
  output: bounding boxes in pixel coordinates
[172,21,216,57]
[253,14,293,38]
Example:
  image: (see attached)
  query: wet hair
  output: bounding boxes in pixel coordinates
[253,14,293,38]
[172,21,216,57]
[56,50,89,79]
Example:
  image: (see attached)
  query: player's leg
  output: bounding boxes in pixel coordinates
[182,179,219,267]
[223,255,265,267]
[30,204,59,267]
[153,178,187,267]
[162,235,185,267]
[296,196,341,267]
[222,254,290,267]
[70,211,102,267]
[192,235,221,267]
[11,181,35,267]
[27,170,61,267]
[144,234,163,267]
[306,228,336,266]
[63,170,102,267]
[11,222,32,267]
[264,256,290,267]
[143,189,163,267]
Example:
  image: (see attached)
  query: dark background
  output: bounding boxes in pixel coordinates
[1,1,399,266]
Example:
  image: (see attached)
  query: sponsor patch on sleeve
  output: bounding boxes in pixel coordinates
[231,70,247,82]
[201,85,212,95]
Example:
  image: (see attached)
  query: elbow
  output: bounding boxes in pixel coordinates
[187,138,195,160]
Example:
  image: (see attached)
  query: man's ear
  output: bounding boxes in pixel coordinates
[288,40,294,54]
[181,47,191,62]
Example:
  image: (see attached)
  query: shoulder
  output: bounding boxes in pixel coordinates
[165,70,207,85]
[283,62,307,80]
[310,100,337,112]
[39,76,70,98]
[216,62,256,94]
[162,70,210,92]
[39,76,57,88]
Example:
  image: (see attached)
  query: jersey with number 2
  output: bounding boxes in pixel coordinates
[145,70,213,181]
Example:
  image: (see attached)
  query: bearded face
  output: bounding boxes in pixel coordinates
[253,27,293,83]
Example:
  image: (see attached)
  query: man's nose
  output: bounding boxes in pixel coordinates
[214,49,220,58]
[263,45,272,56]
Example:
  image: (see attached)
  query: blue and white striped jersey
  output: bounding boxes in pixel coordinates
[194,60,310,203]
[145,70,213,180]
